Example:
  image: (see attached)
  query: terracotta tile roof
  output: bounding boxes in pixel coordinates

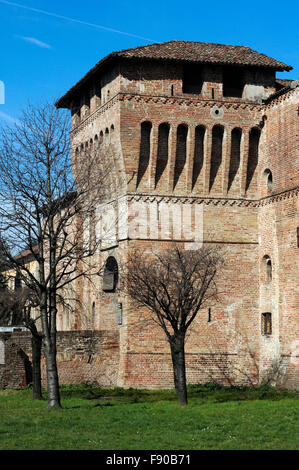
[115,41,292,70]
[56,40,292,108]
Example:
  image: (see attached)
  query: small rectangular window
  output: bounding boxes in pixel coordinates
[262,313,272,335]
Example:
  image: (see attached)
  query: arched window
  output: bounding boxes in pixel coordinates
[173,124,188,189]
[137,121,152,188]
[192,125,205,189]
[155,123,170,187]
[210,125,224,192]
[246,127,260,192]
[263,255,272,282]
[228,128,242,192]
[103,257,118,292]
[263,169,273,192]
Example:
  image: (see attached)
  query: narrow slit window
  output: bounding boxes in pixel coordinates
[263,255,272,282]
[262,313,272,336]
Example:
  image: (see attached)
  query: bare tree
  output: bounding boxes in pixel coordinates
[0,101,110,408]
[125,245,224,406]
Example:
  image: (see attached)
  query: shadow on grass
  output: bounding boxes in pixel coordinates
[58,382,298,410]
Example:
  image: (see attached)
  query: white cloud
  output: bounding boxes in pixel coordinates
[18,36,52,49]
[0,0,154,42]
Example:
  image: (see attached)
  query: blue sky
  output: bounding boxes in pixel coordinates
[0,0,298,123]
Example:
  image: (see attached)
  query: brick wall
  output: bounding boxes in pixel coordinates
[0,330,120,390]
[0,333,31,389]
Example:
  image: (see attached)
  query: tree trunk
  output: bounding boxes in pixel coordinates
[170,333,188,406]
[31,330,43,400]
[44,214,61,409]
[40,287,61,409]
[43,334,61,408]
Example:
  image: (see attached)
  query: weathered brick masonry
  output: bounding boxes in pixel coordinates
[3,41,297,390]
[0,330,119,389]
[54,41,298,390]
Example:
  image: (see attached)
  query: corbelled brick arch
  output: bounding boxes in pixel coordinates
[173,124,188,191]
[246,127,261,195]
[192,125,205,192]
[209,124,224,194]
[137,121,152,189]
[227,127,242,194]
[155,122,170,190]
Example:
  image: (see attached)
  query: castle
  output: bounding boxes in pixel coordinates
[2,41,298,390]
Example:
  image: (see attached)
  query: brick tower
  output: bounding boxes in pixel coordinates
[56,41,299,389]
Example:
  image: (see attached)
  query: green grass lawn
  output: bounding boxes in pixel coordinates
[0,383,298,450]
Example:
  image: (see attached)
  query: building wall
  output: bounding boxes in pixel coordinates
[62,61,298,390]
[257,87,299,388]
[0,330,120,389]
[119,60,276,102]
[2,60,298,391]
